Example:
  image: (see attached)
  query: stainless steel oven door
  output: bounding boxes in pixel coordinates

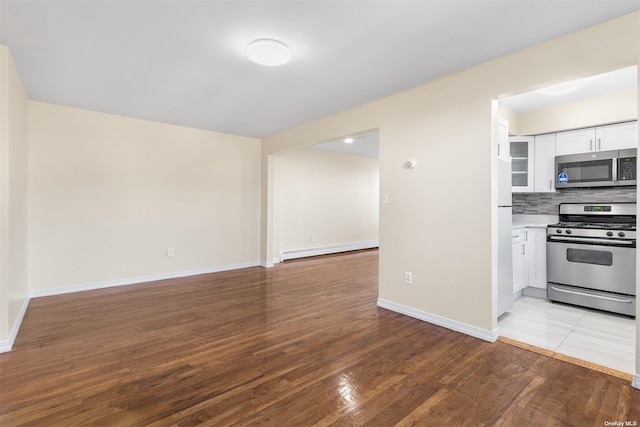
[547,239,636,295]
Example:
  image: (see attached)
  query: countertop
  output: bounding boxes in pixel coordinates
[512,214,558,229]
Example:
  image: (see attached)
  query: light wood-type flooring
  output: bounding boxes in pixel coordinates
[2,249,640,426]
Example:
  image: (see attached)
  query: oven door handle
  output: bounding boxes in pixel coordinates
[547,235,635,245]
[549,286,634,303]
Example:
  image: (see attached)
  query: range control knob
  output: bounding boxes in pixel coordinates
[556,229,562,234]
[607,231,614,237]
[619,231,626,237]
[565,230,572,235]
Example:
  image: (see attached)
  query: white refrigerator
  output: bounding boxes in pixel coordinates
[497,160,513,317]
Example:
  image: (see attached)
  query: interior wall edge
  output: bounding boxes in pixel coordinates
[0,294,29,353]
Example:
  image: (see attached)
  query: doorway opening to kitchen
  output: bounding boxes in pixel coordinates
[496,66,638,376]
[270,129,380,265]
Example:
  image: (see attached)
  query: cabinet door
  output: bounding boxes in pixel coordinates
[533,134,556,193]
[596,121,638,151]
[510,136,535,192]
[512,232,526,293]
[526,228,547,289]
[555,128,596,155]
[497,117,509,161]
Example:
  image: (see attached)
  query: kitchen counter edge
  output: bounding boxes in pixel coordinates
[512,214,558,229]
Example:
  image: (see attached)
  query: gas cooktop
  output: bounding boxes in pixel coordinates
[549,222,636,231]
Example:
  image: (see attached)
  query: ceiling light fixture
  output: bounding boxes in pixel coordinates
[344,137,354,144]
[536,78,589,96]
[246,39,292,66]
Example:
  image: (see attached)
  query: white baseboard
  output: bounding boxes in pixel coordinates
[377,298,499,343]
[28,261,260,299]
[632,373,640,389]
[280,240,378,262]
[0,295,31,353]
[2,261,261,353]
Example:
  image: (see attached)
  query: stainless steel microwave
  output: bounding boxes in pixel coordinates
[555,148,637,188]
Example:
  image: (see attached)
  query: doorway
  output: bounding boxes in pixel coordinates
[496,66,638,375]
[271,130,380,264]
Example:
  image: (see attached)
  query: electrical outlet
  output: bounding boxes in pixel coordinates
[311,235,316,242]
[405,271,412,284]
[168,247,175,257]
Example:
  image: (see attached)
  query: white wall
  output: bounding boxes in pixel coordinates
[0,46,29,347]
[515,89,637,136]
[274,148,378,257]
[498,104,519,135]
[27,102,261,292]
[261,12,640,341]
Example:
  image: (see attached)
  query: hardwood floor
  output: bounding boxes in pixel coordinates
[2,249,640,426]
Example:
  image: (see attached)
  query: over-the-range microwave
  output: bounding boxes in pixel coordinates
[555,148,637,189]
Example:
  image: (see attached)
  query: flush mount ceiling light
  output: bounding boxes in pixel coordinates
[344,137,354,144]
[536,78,589,96]
[246,39,292,66]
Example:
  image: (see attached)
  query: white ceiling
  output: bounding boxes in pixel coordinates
[311,130,379,159]
[2,1,640,138]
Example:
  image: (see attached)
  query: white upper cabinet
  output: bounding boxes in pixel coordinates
[533,133,556,193]
[555,128,596,155]
[556,121,637,155]
[595,121,638,151]
[510,136,535,192]
[497,117,509,161]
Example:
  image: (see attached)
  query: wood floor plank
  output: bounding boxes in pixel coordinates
[1,249,640,426]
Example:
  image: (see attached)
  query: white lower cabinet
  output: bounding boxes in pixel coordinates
[526,228,547,289]
[513,226,547,297]
[512,231,527,293]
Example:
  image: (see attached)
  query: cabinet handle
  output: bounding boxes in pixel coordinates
[598,138,601,150]
[521,245,525,255]
[498,143,500,156]
[590,139,593,151]
[549,180,552,190]
[524,231,528,241]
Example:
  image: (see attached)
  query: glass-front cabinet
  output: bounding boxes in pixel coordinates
[509,136,535,192]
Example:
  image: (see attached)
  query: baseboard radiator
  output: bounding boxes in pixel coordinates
[280,240,378,262]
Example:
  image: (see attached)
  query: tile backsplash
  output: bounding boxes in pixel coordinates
[512,187,637,215]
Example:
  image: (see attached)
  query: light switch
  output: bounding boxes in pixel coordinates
[382,193,389,205]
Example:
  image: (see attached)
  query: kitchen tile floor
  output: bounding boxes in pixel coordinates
[498,296,635,374]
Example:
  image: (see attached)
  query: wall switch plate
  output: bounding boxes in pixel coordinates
[405,271,412,284]
[168,247,175,257]
[382,193,389,205]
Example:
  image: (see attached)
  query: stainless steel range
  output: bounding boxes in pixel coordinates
[547,203,636,317]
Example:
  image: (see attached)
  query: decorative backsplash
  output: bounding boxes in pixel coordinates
[512,187,637,215]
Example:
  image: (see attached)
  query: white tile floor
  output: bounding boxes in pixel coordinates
[498,296,636,374]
